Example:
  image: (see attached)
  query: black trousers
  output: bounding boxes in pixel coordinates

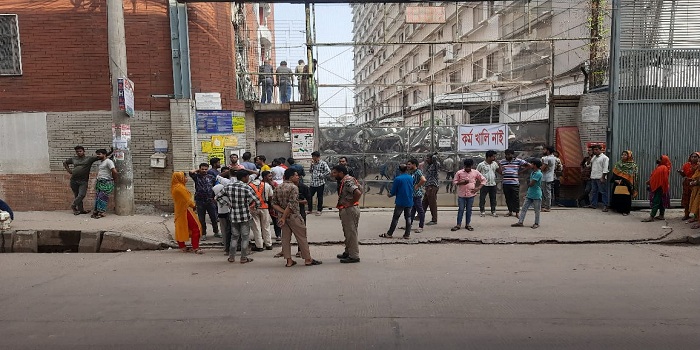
[502,184,520,214]
[308,185,325,212]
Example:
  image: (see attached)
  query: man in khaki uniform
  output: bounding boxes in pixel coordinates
[332,165,362,263]
[271,168,322,267]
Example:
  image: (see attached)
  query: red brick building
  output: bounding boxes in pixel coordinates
[0,0,274,211]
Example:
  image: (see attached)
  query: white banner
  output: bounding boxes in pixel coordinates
[458,124,509,152]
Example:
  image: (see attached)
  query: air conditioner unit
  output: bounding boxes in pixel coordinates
[410,72,419,83]
[418,64,429,72]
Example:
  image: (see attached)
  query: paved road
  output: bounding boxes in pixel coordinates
[1,244,700,349]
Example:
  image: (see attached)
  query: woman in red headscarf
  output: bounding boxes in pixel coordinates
[642,155,672,222]
[678,152,700,221]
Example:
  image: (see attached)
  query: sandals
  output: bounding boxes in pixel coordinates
[402,234,410,239]
[465,226,474,231]
[305,259,322,266]
[450,226,461,231]
[641,218,654,222]
[274,252,284,258]
[379,233,393,238]
[654,216,665,221]
[295,252,302,258]
[531,224,539,229]
[180,247,192,253]
[692,223,700,229]
[414,228,423,233]
[227,257,236,263]
[91,212,105,219]
[193,249,204,254]
[511,222,524,227]
[240,257,253,264]
[285,260,297,267]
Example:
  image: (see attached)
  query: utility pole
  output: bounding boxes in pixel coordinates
[430,80,435,153]
[107,0,134,215]
[305,2,314,102]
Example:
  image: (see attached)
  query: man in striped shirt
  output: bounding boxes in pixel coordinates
[497,149,529,217]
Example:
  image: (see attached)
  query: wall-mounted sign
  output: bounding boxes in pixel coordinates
[458,124,509,152]
[406,6,446,24]
[196,110,234,134]
[195,92,222,110]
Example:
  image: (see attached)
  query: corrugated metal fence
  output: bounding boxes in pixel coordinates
[611,0,700,202]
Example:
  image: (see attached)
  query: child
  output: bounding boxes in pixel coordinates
[512,159,543,229]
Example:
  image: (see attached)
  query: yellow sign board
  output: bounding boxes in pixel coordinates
[232,116,245,133]
[201,141,213,153]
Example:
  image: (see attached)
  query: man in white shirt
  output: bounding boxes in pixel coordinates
[589,144,610,212]
[270,159,286,186]
[476,150,499,217]
[540,146,557,212]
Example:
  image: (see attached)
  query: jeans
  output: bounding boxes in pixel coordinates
[409,196,425,228]
[422,185,439,223]
[502,184,520,214]
[590,179,609,207]
[479,185,498,213]
[196,200,219,236]
[541,181,553,209]
[387,205,411,237]
[261,80,273,103]
[219,214,231,253]
[280,82,292,103]
[229,220,251,259]
[457,196,476,226]
[518,197,541,225]
[70,179,89,211]
[308,185,325,212]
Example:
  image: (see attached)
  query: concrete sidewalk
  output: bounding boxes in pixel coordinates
[6,207,698,249]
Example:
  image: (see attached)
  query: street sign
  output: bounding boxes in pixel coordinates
[406,6,446,24]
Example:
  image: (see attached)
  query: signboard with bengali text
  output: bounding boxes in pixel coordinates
[458,124,509,152]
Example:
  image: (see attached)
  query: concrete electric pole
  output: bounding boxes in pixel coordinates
[107,0,135,215]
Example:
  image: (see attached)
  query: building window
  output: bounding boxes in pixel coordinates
[0,14,22,76]
[507,95,548,114]
[413,90,420,104]
[472,59,483,81]
[486,52,498,75]
[473,3,484,25]
[487,1,496,17]
[449,70,461,91]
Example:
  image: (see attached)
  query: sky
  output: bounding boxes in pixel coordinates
[275,3,355,125]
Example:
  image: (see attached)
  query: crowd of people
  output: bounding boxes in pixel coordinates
[258,59,317,104]
[169,150,361,266]
[60,143,693,265]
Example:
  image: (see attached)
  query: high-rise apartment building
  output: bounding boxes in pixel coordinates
[352,1,591,126]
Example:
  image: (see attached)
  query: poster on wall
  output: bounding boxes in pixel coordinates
[196,111,233,134]
[457,124,509,152]
[118,78,135,117]
[291,128,314,159]
[232,115,245,133]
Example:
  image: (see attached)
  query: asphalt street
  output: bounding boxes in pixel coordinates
[1,244,700,349]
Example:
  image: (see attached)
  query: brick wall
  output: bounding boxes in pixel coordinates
[0,0,172,112]
[0,0,246,113]
[188,3,245,111]
[0,110,175,211]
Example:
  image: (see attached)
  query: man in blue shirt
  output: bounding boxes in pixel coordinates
[380,164,414,239]
[512,159,543,229]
